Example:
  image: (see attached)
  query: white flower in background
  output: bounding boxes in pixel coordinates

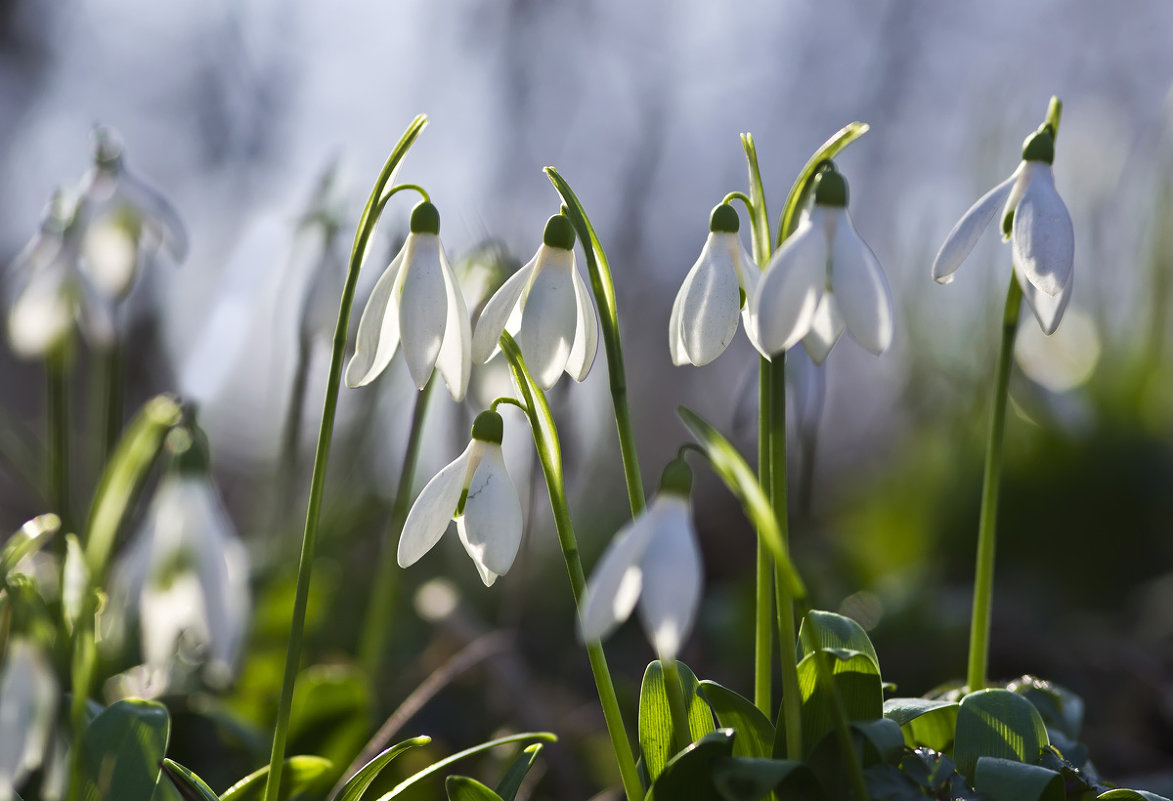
[749,169,894,362]
[669,203,759,366]
[398,410,522,587]
[0,639,57,801]
[471,214,598,391]
[932,128,1074,334]
[579,458,702,660]
[110,425,249,686]
[5,192,115,359]
[77,127,188,301]
[345,200,471,400]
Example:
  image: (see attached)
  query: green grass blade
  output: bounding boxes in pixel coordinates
[330,737,430,801]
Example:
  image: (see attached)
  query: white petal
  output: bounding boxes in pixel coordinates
[1012,163,1074,298]
[578,507,661,644]
[931,168,1020,284]
[1017,258,1073,335]
[830,210,894,355]
[675,233,742,366]
[736,241,761,332]
[636,496,702,661]
[398,234,449,389]
[82,218,139,298]
[344,248,405,387]
[787,346,826,441]
[565,258,599,381]
[74,267,117,350]
[514,250,578,390]
[141,572,209,670]
[749,213,826,357]
[119,171,189,262]
[801,294,844,364]
[7,267,71,359]
[668,277,690,366]
[398,443,475,568]
[471,256,536,364]
[434,242,472,401]
[456,446,522,585]
[0,640,57,792]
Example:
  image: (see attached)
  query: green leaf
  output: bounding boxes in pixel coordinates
[797,611,880,673]
[329,737,430,801]
[494,743,543,801]
[850,719,905,766]
[789,650,882,757]
[374,732,557,801]
[711,756,818,801]
[160,759,220,801]
[639,660,715,782]
[973,757,1064,801]
[0,513,59,579]
[220,756,333,801]
[776,122,870,246]
[1098,790,1173,801]
[698,681,775,759]
[289,665,372,783]
[80,699,171,801]
[61,534,88,632]
[677,407,805,600]
[445,776,504,801]
[953,689,1050,779]
[646,729,735,801]
[883,698,959,752]
[1005,675,1084,741]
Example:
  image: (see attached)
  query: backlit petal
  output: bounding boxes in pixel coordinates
[344,248,405,387]
[514,249,578,390]
[578,507,660,644]
[457,445,522,585]
[398,234,449,388]
[434,243,471,400]
[736,241,761,332]
[831,210,894,354]
[675,233,741,366]
[471,256,535,364]
[749,213,826,357]
[668,277,689,366]
[398,443,474,568]
[931,167,1020,284]
[1012,163,1074,298]
[636,496,702,661]
[1017,258,1073,335]
[801,294,844,364]
[566,258,599,381]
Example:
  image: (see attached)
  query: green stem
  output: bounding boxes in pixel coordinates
[660,657,693,754]
[966,276,1021,692]
[100,341,124,464]
[262,114,428,801]
[774,564,803,761]
[47,344,71,534]
[359,377,434,676]
[501,334,643,801]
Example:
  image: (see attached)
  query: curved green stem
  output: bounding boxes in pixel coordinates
[359,376,435,677]
[262,114,428,801]
[721,191,754,221]
[501,333,643,801]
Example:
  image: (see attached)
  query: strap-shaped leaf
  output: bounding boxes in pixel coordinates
[698,681,775,759]
[954,689,1049,779]
[785,650,881,758]
[494,743,543,801]
[974,757,1063,801]
[646,729,735,801]
[776,122,870,246]
[445,776,503,801]
[797,611,880,674]
[80,699,170,801]
[883,698,958,752]
[0,514,59,579]
[329,737,430,801]
[1098,790,1173,801]
[711,756,819,801]
[373,732,556,801]
[1005,675,1084,741]
[220,756,333,801]
[160,759,220,801]
[640,660,715,782]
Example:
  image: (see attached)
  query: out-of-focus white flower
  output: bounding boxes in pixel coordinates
[110,426,249,686]
[0,639,58,801]
[345,201,471,400]
[77,127,187,301]
[397,410,522,587]
[932,128,1074,334]
[471,215,598,391]
[579,458,702,660]
[749,170,894,362]
[669,203,759,366]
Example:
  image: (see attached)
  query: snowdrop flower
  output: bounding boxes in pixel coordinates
[932,128,1074,334]
[669,203,759,366]
[345,200,471,400]
[579,458,702,660]
[749,170,894,362]
[5,193,114,359]
[110,425,249,686]
[398,410,522,587]
[471,215,598,391]
[77,127,187,301]
[0,639,57,801]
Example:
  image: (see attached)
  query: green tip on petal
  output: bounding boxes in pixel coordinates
[814,170,849,208]
[658,457,693,498]
[410,201,441,234]
[542,214,576,250]
[709,203,740,233]
[1021,129,1055,164]
[166,425,211,475]
[471,410,504,444]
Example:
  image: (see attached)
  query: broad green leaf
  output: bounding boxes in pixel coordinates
[80,699,170,801]
[494,743,542,801]
[374,732,557,801]
[160,759,220,801]
[776,122,870,246]
[0,514,59,579]
[850,719,905,766]
[646,729,735,801]
[220,756,333,801]
[797,611,880,673]
[639,660,715,782]
[445,776,503,801]
[1005,676,1084,741]
[1099,790,1173,801]
[883,698,958,752]
[698,681,775,759]
[974,757,1063,801]
[711,756,818,801]
[953,689,1049,779]
[677,407,805,600]
[790,650,882,757]
[329,736,430,801]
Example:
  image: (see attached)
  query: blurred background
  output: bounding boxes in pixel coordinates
[2,0,1173,797]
